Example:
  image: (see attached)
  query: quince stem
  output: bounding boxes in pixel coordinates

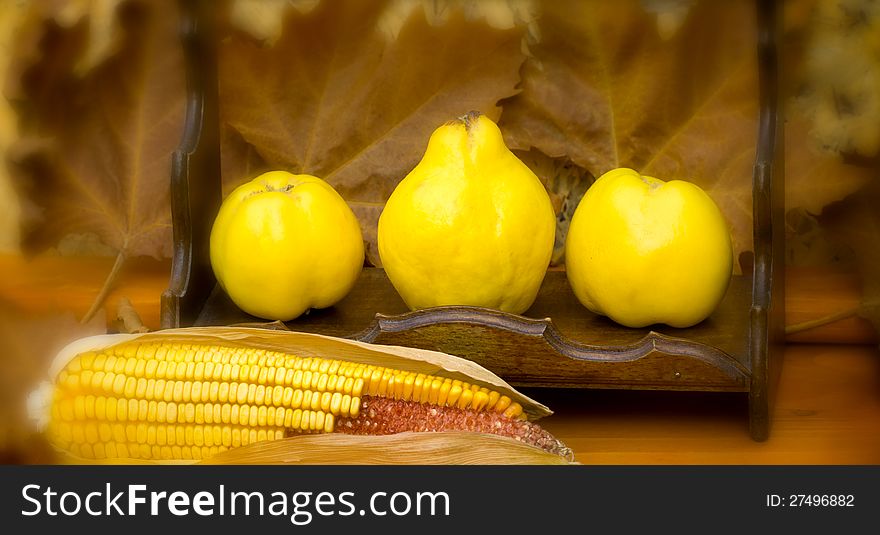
[456,110,482,130]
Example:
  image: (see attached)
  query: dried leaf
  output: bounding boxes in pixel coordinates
[0,1,27,253]
[349,201,384,267]
[640,0,695,39]
[52,0,126,73]
[113,296,148,333]
[498,0,869,266]
[499,1,759,259]
[515,149,593,265]
[793,0,880,157]
[219,124,269,196]
[3,7,86,136]
[784,116,872,215]
[219,0,527,251]
[48,232,117,256]
[2,0,124,101]
[378,0,539,44]
[201,431,574,465]
[16,0,184,258]
[229,0,320,45]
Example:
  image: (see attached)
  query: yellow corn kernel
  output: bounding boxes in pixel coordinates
[487,390,500,410]
[456,388,474,410]
[494,395,512,413]
[350,397,361,419]
[323,413,335,433]
[172,381,184,403]
[472,391,489,411]
[503,402,523,419]
[320,392,332,413]
[340,394,352,417]
[446,384,463,406]
[316,373,328,392]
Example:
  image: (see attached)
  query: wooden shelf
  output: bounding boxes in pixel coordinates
[162,0,785,441]
[197,269,753,393]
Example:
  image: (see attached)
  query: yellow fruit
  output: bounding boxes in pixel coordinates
[210,171,364,321]
[565,168,733,328]
[378,112,556,314]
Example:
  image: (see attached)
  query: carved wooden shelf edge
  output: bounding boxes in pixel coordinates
[353,306,750,391]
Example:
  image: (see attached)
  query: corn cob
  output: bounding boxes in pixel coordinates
[44,333,566,462]
[340,397,571,458]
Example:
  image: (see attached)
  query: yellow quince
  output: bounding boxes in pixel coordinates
[210,171,364,321]
[378,112,555,314]
[565,168,733,328]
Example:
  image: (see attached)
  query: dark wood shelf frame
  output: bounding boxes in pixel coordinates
[161,0,785,441]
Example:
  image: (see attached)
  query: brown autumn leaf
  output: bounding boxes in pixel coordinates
[2,1,95,252]
[780,0,874,271]
[498,0,870,265]
[499,0,758,260]
[3,0,128,135]
[229,0,320,45]
[219,0,528,256]
[515,149,593,265]
[792,0,880,158]
[3,5,87,140]
[641,0,696,40]
[377,0,539,43]
[15,0,183,258]
[51,0,126,74]
[0,1,28,253]
[784,115,872,216]
[219,124,269,196]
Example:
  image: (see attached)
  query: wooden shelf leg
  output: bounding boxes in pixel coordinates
[748,0,785,441]
[161,0,222,329]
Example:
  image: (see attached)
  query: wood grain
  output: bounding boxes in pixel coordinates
[0,256,877,463]
[536,344,880,464]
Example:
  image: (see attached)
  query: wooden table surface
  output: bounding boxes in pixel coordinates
[1,255,878,464]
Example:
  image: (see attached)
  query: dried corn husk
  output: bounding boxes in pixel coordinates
[201,431,576,465]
